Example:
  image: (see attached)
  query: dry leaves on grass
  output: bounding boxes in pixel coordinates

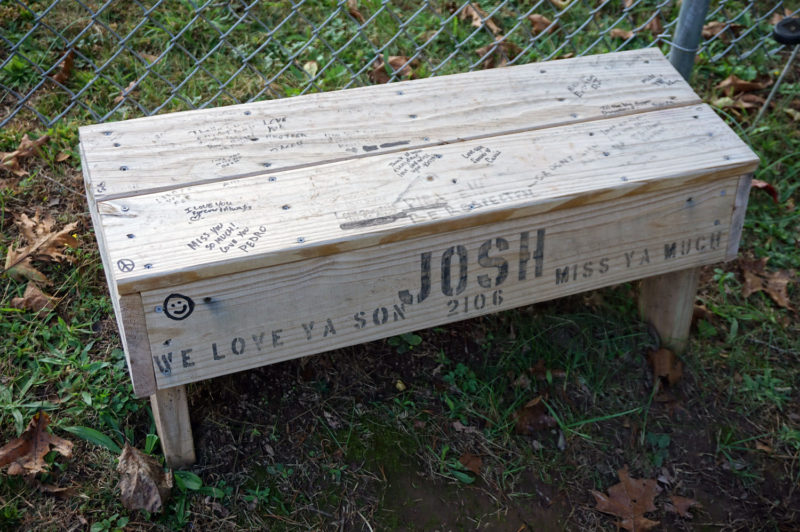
[739,256,794,309]
[751,178,780,204]
[666,495,701,518]
[528,14,557,35]
[113,80,138,104]
[368,55,417,84]
[10,282,57,312]
[0,412,73,477]
[591,466,662,531]
[458,452,482,476]
[702,21,743,40]
[610,28,635,39]
[457,3,502,35]
[514,396,558,435]
[716,74,771,96]
[644,17,663,35]
[0,133,51,177]
[529,359,566,381]
[117,443,173,513]
[475,39,521,69]
[770,9,794,26]
[3,210,78,284]
[347,0,366,24]
[52,49,74,84]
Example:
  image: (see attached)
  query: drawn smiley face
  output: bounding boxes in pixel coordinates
[163,294,195,321]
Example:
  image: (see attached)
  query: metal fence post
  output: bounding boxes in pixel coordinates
[669,0,712,81]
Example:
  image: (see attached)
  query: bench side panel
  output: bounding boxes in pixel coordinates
[139,175,744,389]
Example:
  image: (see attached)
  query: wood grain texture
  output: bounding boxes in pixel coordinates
[726,173,753,261]
[141,175,742,389]
[119,294,157,397]
[95,104,758,295]
[82,142,155,396]
[79,49,700,201]
[639,267,702,354]
[150,386,195,468]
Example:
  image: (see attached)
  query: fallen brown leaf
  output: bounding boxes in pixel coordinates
[647,348,683,389]
[141,53,160,64]
[751,179,779,204]
[712,93,764,111]
[459,452,482,476]
[117,443,172,513]
[452,420,481,434]
[770,9,794,26]
[610,28,634,39]
[3,210,78,284]
[10,282,57,312]
[667,495,700,518]
[716,74,770,95]
[347,0,366,24]
[528,14,557,35]
[755,440,774,453]
[55,152,70,163]
[739,256,794,309]
[52,49,74,84]
[113,81,137,105]
[1,133,51,177]
[785,108,800,121]
[644,17,663,35]
[475,39,521,69]
[514,396,557,434]
[368,55,417,84]
[0,412,73,476]
[702,21,743,40]
[623,0,634,8]
[528,359,566,381]
[39,483,78,499]
[591,466,661,531]
[692,303,713,327]
[458,3,502,35]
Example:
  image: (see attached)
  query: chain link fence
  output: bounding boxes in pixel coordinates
[1,1,797,129]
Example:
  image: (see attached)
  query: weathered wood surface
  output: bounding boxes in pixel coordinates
[79,49,699,202]
[150,386,195,467]
[639,267,702,354]
[94,104,756,296]
[141,175,744,389]
[119,294,157,396]
[80,142,156,396]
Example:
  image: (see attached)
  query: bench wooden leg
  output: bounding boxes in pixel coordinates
[639,267,701,355]
[150,386,196,468]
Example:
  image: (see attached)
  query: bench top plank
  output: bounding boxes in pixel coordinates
[95,103,758,295]
[79,49,699,201]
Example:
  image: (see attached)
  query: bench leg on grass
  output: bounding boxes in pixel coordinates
[639,267,701,355]
[150,386,196,468]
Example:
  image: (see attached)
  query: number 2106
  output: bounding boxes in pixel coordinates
[447,289,504,316]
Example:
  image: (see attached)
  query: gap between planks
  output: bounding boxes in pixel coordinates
[92,98,700,203]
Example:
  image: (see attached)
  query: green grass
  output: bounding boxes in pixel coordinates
[2,0,799,530]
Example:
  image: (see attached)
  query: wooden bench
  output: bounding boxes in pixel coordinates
[79,49,758,467]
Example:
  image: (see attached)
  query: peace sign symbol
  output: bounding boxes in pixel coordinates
[117,258,135,272]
